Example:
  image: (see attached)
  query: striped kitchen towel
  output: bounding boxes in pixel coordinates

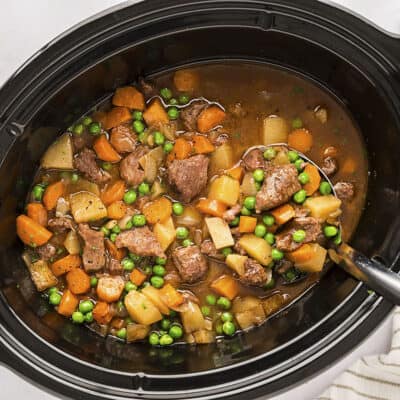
[319,308,400,400]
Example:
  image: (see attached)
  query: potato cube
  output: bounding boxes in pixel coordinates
[208,175,240,206]
[205,217,234,249]
[124,290,162,325]
[238,234,272,266]
[303,195,341,221]
[226,254,248,276]
[153,216,176,251]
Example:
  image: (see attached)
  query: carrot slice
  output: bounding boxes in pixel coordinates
[93,135,122,163]
[66,268,91,294]
[193,135,215,154]
[93,301,112,324]
[197,106,226,133]
[196,198,227,217]
[239,216,257,233]
[101,180,126,206]
[58,289,79,317]
[173,69,199,92]
[43,181,65,211]
[227,166,244,181]
[105,239,127,261]
[26,203,47,226]
[51,254,82,277]
[270,204,295,225]
[107,201,127,220]
[130,269,147,286]
[16,215,52,247]
[288,128,313,153]
[287,243,314,264]
[143,98,169,125]
[112,86,145,110]
[172,138,192,160]
[103,107,131,130]
[159,284,184,308]
[303,163,321,195]
[143,197,172,224]
[210,275,239,300]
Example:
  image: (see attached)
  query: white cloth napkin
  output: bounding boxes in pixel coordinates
[319,308,400,400]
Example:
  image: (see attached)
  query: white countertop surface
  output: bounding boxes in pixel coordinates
[0,1,399,399]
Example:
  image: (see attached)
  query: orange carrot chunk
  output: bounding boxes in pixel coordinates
[26,203,47,226]
[143,99,169,125]
[16,215,52,247]
[107,201,127,220]
[66,268,91,294]
[288,128,313,153]
[101,180,126,206]
[103,107,132,130]
[196,198,227,218]
[112,86,145,110]
[173,69,199,92]
[197,106,226,133]
[193,135,215,154]
[303,163,321,196]
[270,204,295,225]
[93,135,122,163]
[93,301,112,324]
[51,254,82,277]
[159,284,184,308]
[130,269,147,286]
[43,181,65,211]
[105,239,127,261]
[239,216,257,233]
[171,138,192,160]
[57,289,79,317]
[210,275,239,300]
[143,197,172,224]
[287,243,314,264]
[227,166,244,181]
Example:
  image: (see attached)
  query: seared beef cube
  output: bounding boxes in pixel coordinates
[172,245,208,283]
[37,243,56,261]
[115,227,165,258]
[255,164,301,212]
[48,217,74,233]
[334,181,355,200]
[119,148,147,187]
[242,148,265,171]
[167,155,209,203]
[78,223,105,272]
[180,101,208,131]
[239,258,268,287]
[321,157,338,177]
[110,124,136,153]
[74,148,111,184]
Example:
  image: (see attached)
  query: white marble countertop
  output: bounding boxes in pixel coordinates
[0,1,399,399]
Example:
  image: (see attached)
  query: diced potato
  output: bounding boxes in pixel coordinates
[303,195,341,221]
[151,180,166,199]
[26,259,58,292]
[262,293,287,316]
[174,206,203,227]
[139,146,164,183]
[69,178,100,196]
[271,204,295,225]
[238,234,272,266]
[263,116,289,145]
[64,230,81,255]
[180,301,205,333]
[226,254,248,276]
[126,323,150,343]
[153,216,176,251]
[232,296,263,314]
[288,243,327,273]
[209,143,234,176]
[240,172,257,196]
[273,150,290,165]
[235,303,266,330]
[41,133,74,170]
[124,290,163,325]
[205,217,234,249]
[141,285,170,315]
[70,191,107,223]
[193,329,215,344]
[208,175,240,206]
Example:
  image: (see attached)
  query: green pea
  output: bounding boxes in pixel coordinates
[124,220,133,230]
[152,265,166,276]
[143,265,152,275]
[215,322,223,335]
[116,328,127,340]
[102,162,112,171]
[298,172,310,185]
[254,224,267,238]
[263,148,276,160]
[48,287,58,295]
[79,300,94,314]
[138,182,150,195]
[132,110,143,121]
[85,311,93,323]
[176,226,189,240]
[71,173,79,183]
[160,87,172,100]
[178,94,190,104]
[206,294,217,306]
[288,150,299,162]
[138,131,147,143]
[89,122,101,135]
[149,332,160,346]
[123,189,137,204]
[172,202,184,216]
[163,142,174,153]
[72,311,85,324]
[333,231,342,245]
[161,319,171,330]
[82,116,92,126]
[262,214,275,226]
[129,253,142,263]
[222,321,236,336]
[90,276,98,287]
[264,232,275,245]
[221,312,233,322]
[154,131,165,146]
[221,247,232,257]
[132,214,146,227]
[151,276,164,288]
[122,257,135,271]
[125,281,137,292]
[201,306,211,316]
[217,296,231,310]
[255,181,261,191]
[243,196,256,210]
[253,168,265,182]
[292,229,306,243]
[155,257,167,265]
[73,124,84,135]
[159,334,173,346]
[110,233,118,242]
[293,189,307,204]
[167,107,179,120]
[182,239,193,247]
[264,277,276,289]
[169,325,183,339]
[292,117,303,129]
[32,184,45,201]
[169,98,178,105]
[49,292,61,305]
[319,181,332,195]
[271,248,284,261]
[112,225,121,234]
[101,226,110,236]
[133,120,145,133]
[241,206,252,216]
[324,225,338,238]
[294,158,304,171]
[230,216,240,227]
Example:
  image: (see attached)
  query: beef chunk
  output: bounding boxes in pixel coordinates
[37,243,56,261]
[167,155,209,202]
[72,132,94,151]
[180,101,207,131]
[74,148,111,184]
[275,217,321,252]
[106,258,123,275]
[78,223,105,272]
[233,241,247,255]
[138,77,156,98]
[239,258,268,287]
[242,148,265,171]
[321,157,338,177]
[256,164,301,212]
[48,217,74,233]
[172,245,208,283]
[223,204,241,223]
[120,148,147,187]
[334,181,355,201]
[275,259,294,274]
[110,124,136,153]
[134,195,151,212]
[293,205,310,218]
[200,239,225,260]
[115,227,165,258]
